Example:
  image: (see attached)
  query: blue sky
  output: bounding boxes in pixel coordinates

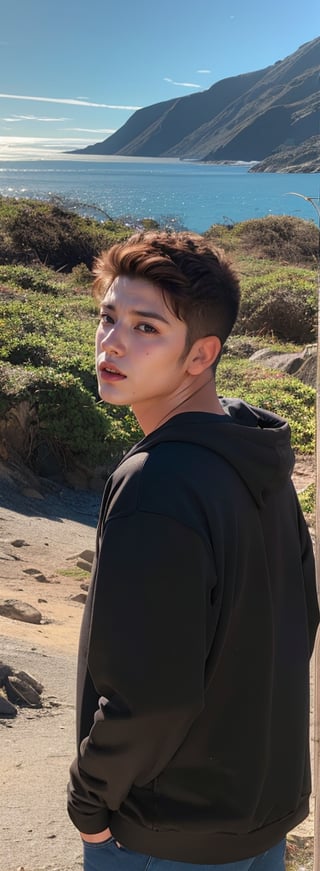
[0,0,319,159]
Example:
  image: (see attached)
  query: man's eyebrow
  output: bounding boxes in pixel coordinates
[100,302,170,325]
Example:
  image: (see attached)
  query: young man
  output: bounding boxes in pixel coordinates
[68,232,319,871]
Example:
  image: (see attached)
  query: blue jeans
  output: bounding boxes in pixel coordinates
[83,837,286,871]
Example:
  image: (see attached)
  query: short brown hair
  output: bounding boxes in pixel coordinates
[93,231,240,354]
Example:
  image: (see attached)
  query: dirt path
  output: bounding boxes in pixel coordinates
[0,456,316,871]
[0,477,98,871]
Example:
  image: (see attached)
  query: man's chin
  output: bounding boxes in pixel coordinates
[98,386,130,406]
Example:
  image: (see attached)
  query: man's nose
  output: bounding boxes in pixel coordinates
[100,322,126,355]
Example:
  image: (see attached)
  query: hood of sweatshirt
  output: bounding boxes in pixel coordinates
[121,399,295,508]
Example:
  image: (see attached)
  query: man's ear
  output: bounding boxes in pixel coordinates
[186,336,221,375]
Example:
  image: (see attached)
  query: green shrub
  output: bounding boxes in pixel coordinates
[0,362,142,471]
[237,215,319,264]
[238,268,317,342]
[216,359,315,453]
[36,374,114,466]
[298,483,316,515]
[205,216,319,265]
[0,291,98,392]
[0,264,62,294]
[0,197,131,269]
[67,262,93,287]
[6,337,52,367]
[239,286,316,342]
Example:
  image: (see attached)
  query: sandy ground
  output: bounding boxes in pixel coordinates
[0,476,98,871]
[0,455,316,871]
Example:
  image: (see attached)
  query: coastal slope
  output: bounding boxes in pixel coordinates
[72,36,320,171]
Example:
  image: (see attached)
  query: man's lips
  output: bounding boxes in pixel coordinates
[98,361,126,381]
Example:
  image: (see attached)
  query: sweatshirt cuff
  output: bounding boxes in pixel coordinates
[67,780,110,834]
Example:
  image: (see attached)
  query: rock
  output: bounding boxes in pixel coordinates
[0,441,8,460]
[34,573,50,584]
[249,348,277,361]
[0,547,21,561]
[78,549,95,565]
[249,349,305,374]
[76,559,92,573]
[294,353,317,388]
[249,345,317,386]
[71,593,87,604]
[15,671,44,695]
[0,693,17,718]
[11,539,30,548]
[80,582,89,592]
[5,675,42,708]
[0,662,13,685]
[38,598,48,603]
[22,488,43,500]
[23,568,50,582]
[0,598,42,624]
[0,550,15,561]
[23,568,43,576]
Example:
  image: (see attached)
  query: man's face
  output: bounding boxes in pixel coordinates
[95,275,191,414]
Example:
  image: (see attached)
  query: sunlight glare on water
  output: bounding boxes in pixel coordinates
[0,158,318,232]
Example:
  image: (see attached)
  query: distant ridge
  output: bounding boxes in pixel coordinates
[72,37,320,171]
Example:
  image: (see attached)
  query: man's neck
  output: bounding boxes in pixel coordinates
[133,376,226,435]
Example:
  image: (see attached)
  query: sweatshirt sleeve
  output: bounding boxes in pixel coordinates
[295,496,319,655]
[68,511,212,834]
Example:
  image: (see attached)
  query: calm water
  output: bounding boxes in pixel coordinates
[0,157,319,233]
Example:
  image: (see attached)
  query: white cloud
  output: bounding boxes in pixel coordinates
[197,69,211,74]
[0,136,95,145]
[0,93,141,110]
[0,134,100,160]
[66,127,116,133]
[3,114,70,122]
[164,77,201,89]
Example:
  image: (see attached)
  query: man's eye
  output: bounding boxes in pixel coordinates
[100,313,114,324]
[136,323,157,333]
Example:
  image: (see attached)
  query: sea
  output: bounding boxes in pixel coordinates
[0,156,319,233]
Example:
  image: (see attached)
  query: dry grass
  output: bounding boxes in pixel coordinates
[205,215,319,267]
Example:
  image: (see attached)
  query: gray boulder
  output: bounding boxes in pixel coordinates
[294,352,317,388]
[78,549,95,564]
[250,349,305,374]
[0,694,17,718]
[0,599,42,624]
[0,662,13,686]
[15,671,44,695]
[6,675,42,708]
[249,345,317,387]
[76,559,92,573]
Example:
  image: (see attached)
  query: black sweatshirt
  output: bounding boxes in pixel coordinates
[68,401,319,864]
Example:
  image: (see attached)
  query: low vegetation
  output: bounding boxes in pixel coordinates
[217,359,315,453]
[298,483,316,516]
[0,197,131,269]
[0,200,317,492]
[204,214,319,265]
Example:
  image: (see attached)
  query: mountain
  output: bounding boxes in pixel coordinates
[250,136,320,173]
[73,37,320,168]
